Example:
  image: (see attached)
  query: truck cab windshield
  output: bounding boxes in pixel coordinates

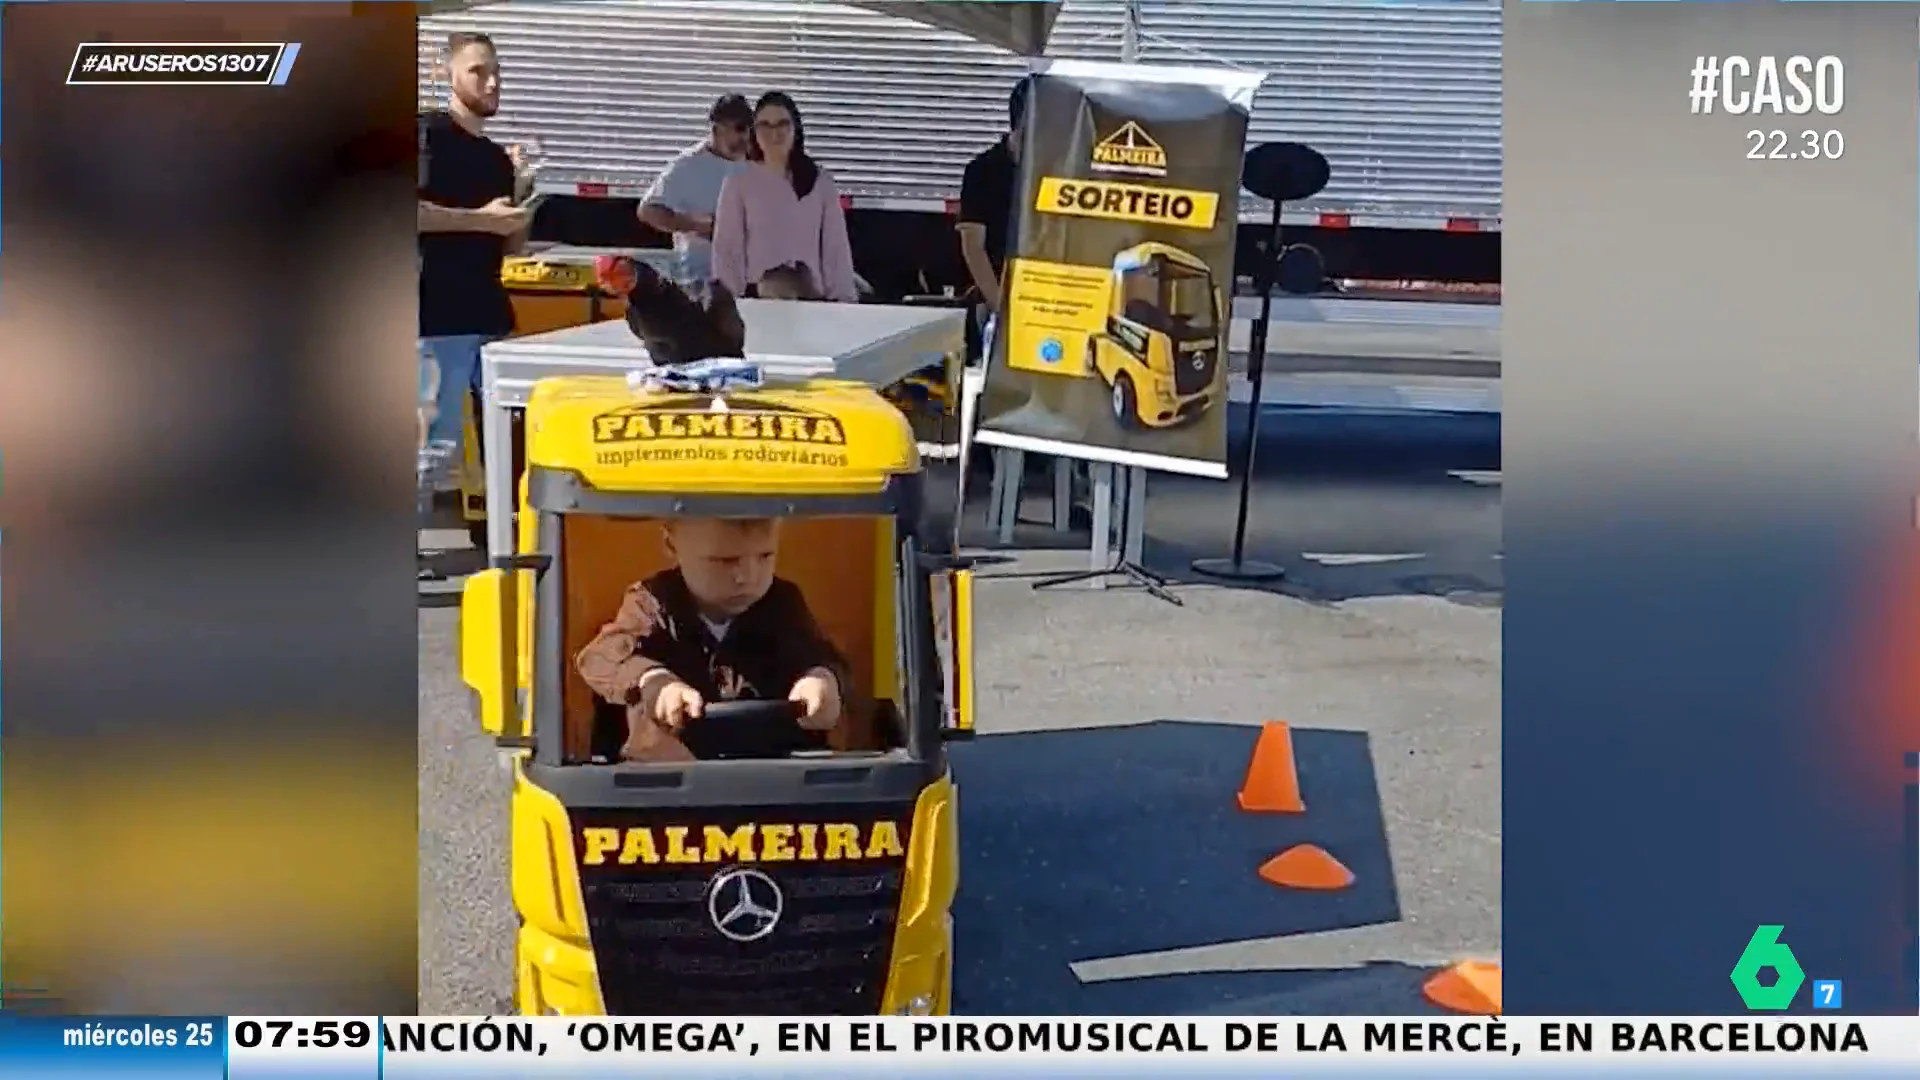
[1121,258,1217,341]
[552,512,917,764]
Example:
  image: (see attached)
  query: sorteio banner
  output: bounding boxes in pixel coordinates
[975,60,1264,479]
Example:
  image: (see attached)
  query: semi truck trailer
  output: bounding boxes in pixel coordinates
[418,0,1502,296]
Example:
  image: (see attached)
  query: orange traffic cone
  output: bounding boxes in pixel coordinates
[1237,721,1305,812]
[1257,844,1353,890]
[1423,960,1502,1015]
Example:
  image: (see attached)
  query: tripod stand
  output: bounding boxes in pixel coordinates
[1032,462,1182,605]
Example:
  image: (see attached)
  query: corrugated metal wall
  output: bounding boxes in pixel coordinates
[419,0,1502,226]
[418,0,1124,201]
[1133,0,1501,223]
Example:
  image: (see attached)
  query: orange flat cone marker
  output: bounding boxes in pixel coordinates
[1257,844,1353,890]
[1237,721,1305,812]
[1423,961,1502,1015]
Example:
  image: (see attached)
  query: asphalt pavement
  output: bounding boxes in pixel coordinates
[417,405,1502,1014]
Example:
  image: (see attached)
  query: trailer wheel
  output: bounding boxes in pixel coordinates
[1112,373,1140,430]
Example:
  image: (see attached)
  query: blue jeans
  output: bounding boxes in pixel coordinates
[419,334,494,450]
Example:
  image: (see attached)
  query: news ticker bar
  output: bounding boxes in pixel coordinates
[0,1016,1911,1077]
[65,43,302,86]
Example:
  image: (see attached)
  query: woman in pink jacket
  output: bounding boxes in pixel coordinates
[712,91,860,303]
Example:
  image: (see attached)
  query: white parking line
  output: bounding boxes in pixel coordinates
[1301,553,1425,566]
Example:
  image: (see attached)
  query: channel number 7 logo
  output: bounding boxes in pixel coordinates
[1730,925,1840,1010]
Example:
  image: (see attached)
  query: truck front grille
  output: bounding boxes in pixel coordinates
[581,865,903,1015]
[1173,348,1216,396]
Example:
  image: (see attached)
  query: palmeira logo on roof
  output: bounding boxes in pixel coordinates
[591,395,847,446]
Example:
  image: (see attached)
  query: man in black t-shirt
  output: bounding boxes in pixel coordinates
[956,77,1031,358]
[418,32,528,471]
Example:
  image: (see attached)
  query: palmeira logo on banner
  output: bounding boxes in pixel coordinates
[974,60,1265,480]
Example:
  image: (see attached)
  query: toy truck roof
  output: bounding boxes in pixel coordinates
[524,376,918,500]
[1114,241,1212,274]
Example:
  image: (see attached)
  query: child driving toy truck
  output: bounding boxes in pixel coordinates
[575,516,849,763]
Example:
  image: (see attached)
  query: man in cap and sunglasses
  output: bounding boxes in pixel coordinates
[638,94,755,288]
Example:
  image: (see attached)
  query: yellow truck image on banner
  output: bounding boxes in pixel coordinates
[976,59,1264,479]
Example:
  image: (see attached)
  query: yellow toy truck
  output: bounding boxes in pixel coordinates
[460,372,975,1015]
[1086,241,1227,430]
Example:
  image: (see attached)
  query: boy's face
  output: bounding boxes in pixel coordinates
[664,518,780,618]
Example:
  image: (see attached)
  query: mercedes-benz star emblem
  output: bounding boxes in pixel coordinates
[707,867,784,943]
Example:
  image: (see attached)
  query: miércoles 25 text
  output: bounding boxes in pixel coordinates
[63,1021,216,1048]
[381,1019,1519,1056]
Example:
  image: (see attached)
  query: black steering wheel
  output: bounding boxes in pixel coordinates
[678,699,826,761]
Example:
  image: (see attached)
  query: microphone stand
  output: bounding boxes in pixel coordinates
[1192,194,1286,582]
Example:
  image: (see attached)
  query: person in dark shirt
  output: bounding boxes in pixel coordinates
[956,77,1030,343]
[575,518,849,763]
[417,32,528,472]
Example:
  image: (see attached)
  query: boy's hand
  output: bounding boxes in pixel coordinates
[651,680,705,730]
[789,668,843,731]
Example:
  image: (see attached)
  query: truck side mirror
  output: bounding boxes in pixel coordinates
[461,568,519,737]
[941,568,975,737]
